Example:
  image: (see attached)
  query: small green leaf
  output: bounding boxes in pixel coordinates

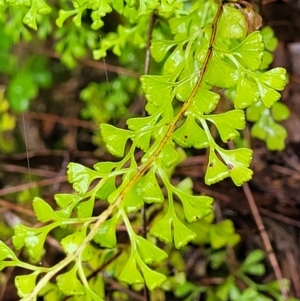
[265,122,288,151]
[261,26,278,52]
[12,224,47,262]
[251,117,288,151]
[54,194,81,209]
[218,147,253,170]
[173,115,209,149]
[72,9,84,28]
[190,89,220,115]
[127,114,159,132]
[112,0,124,13]
[94,217,117,248]
[100,124,133,157]
[134,132,152,151]
[96,177,116,200]
[176,177,193,194]
[243,263,265,276]
[271,102,290,121]
[205,150,230,185]
[258,67,287,91]
[92,0,112,15]
[257,82,282,108]
[150,212,173,244]
[134,169,164,204]
[218,5,246,39]
[206,54,238,88]
[12,224,30,250]
[67,163,101,195]
[0,241,18,261]
[234,31,264,70]
[15,272,39,297]
[217,148,253,186]
[123,187,144,213]
[235,76,260,109]
[23,0,52,30]
[81,243,96,262]
[118,254,144,285]
[243,249,265,267]
[229,164,253,187]
[23,7,38,30]
[160,144,180,168]
[55,194,81,220]
[135,236,168,264]
[93,161,117,173]
[245,67,286,109]
[164,46,184,74]
[56,9,77,28]
[251,119,267,140]
[140,75,174,111]
[127,115,158,151]
[206,110,245,142]
[138,258,167,290]
[209,220,240,249]
[61,226,87,256]
[246,101,266,122]
[260,50,274,70]
[173,217,196,248]
[173,188,213,222]
[76,197,94,218]
[32,197,58,222]
[57,265,85,295]
[169,14,189,39]
[150,39,176,62]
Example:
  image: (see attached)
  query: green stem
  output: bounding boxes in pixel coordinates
[157,167,175,214]
[120,209,137,251]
